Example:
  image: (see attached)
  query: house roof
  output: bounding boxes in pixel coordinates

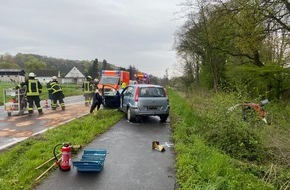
[65,66,85,78]
[0,69,25,72]
[0,69,25,75]
[33,70,59,77]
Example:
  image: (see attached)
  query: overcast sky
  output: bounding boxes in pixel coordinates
[0,0,184,78]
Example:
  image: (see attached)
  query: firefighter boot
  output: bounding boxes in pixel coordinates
[38,109,43,115]
[62,106,65,111]
[51,104,56,110]
[28,110,33,116]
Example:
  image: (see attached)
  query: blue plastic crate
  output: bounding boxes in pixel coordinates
[72,149,107,172]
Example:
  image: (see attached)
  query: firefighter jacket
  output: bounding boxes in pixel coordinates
[121,82,127,89]
[82,80,94,94]
[18,79,42,96]
[47,81,63,95]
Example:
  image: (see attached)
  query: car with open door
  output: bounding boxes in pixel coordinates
[119,84,170,122]
[99,85,121,109]
[100,84,170,122]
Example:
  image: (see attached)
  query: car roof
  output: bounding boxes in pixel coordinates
[128,84,164,88]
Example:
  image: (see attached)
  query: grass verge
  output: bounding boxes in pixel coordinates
[0,82,83,106]
[168,88,274,189]
[0,110,124,190]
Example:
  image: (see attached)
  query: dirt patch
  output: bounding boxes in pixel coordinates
[0,128,33,137]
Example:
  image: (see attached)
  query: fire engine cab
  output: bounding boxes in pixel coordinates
[135,73,149,84]
[98,70,130,92]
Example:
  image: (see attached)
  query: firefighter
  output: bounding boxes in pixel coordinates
[47,76,65,110]
[82,76,94,106]
[93,78,99,92]
[93,78,99,104]
[45,79,54,108]
[16,72,43,116]
[90,88,103,113]
[121,81,127,89]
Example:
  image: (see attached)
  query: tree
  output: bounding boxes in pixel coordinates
[102,59,108,71]
[0,53,20,69]
[128,65,138,80]
[88,59,99,79]
[24,56,46,74]
[175,0,290,94]
[175,1,228,91]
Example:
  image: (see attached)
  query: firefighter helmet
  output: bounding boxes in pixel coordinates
[28,72,36,77]
[94,78,99,82]
[52,76,57,81]
[87,76,92,80]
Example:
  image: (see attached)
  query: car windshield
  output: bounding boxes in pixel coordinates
[100,76,119,85]
[138,87,165,97]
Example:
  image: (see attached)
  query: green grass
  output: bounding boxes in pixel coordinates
[40,83,84,100]
[0,83,14,105]
[1,84,289,189]
[168,88,275,189]
[0,110,124,190]
[0,82,83,105]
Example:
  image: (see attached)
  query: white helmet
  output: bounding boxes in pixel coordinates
[94,78,99,82]
[52,76,57,80]
[28,72,36,77]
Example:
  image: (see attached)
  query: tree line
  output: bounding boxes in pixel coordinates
[173,0,290,103]
[0,53,164,85]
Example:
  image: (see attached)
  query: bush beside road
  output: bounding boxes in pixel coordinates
[169,88,289,189]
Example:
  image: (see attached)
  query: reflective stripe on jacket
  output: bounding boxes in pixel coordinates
[83,81,93,93]
[26,79,41,96]
[47,81,62,94]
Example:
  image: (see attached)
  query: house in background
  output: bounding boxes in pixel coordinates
[63,66,85,84]
[0,69,25,82]
[33,69,60,84]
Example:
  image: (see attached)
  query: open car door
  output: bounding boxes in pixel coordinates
[100,85,121,109]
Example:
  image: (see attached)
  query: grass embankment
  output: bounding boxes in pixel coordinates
[0,110,124,190]
[169,88,290,189]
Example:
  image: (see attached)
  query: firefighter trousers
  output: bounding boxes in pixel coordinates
[51,92,65,110]
[27,95,43,114]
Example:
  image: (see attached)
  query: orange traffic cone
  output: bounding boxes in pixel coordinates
[43,99,50,108]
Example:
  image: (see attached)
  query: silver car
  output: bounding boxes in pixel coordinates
[119,84,170,122]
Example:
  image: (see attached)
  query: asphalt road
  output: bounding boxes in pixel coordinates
[0,96,88,150]
[1,95,176,189]
[34,117,176,190]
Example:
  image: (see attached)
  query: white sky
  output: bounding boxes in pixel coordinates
[0,0,184,78]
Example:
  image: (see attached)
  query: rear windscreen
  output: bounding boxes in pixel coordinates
[138,87,166,97]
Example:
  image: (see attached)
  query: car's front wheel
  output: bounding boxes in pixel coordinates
[159,114,168,122]
[127,107,134,122]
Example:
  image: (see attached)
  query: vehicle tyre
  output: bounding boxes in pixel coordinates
[127,107,134,122]
[159,114,168,122]
[135,116,142,123]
